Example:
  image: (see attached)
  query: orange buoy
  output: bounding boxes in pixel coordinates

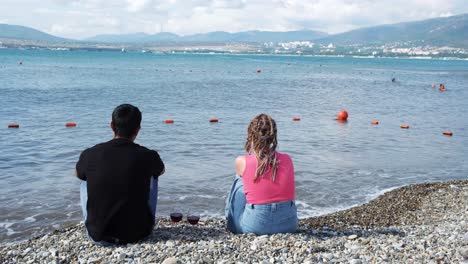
[257,69,261,73]
[400,124,410,129]
[442,131,453,136]
[164,119,174,124]
[337,110,348,121]
[292,117,301,121]
[209,118,219,123]
[371,120,379,125]
[8,124,19,128]
[65,122,77,127]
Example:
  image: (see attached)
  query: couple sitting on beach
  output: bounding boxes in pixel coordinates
[76,104,297,246]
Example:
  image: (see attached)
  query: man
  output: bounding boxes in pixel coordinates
[76,104,165,245]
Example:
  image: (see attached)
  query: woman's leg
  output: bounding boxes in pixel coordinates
[271,201,298,234]
[225,175,246,234]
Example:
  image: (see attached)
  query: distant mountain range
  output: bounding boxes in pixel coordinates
[1,13,467,47]
[317,13,468,47]
[86,32,179,43]
[0,24,68,42]
[85,30,329,43]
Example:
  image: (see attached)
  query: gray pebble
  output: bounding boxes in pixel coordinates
[118,253,126,260]
[349,259,362,264]
[0,181,466,264]
[162,257,179,264]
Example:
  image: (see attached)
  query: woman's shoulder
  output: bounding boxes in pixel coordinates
[235,155,247,176]
[235,155,246,162]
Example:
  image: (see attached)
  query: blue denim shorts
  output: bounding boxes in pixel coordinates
[240,200,298,235]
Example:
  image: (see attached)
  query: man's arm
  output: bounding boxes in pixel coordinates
[76,150,87,181]
[152,150,165,178]
[158,166,165,176]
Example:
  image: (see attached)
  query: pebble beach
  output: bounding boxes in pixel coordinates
[1,180,467,264]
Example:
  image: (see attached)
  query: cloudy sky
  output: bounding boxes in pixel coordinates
[1,0,467,39]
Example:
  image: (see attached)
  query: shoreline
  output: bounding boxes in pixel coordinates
[2,47,468,61]
[1,179,467,263]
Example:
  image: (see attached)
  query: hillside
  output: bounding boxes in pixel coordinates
[85,30,328,43]
[0,24,68,42]
[2,13,468,48]
[86,32,179,43]
[181,30,328,43]
[317,13,468,47]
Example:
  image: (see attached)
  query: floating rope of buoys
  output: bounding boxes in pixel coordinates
[292,117,301,121]
[442,131,453,136]
[336,110,348,121]
[371,120,379,125]
[164,119,174,124]
[400,124,410,129]
[65,122,77,127]
[8,124,19,128]
[209,118,219,123]
[257,69,261,73]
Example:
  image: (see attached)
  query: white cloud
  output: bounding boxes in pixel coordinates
[440,12,454,17]
[127,0,151,12]
[1,0,467,39]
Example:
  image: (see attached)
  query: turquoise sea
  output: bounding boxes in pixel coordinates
[0,49,467,243]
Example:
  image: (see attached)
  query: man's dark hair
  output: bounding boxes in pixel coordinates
[112,104,142,138]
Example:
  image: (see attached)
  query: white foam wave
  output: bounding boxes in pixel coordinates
[296,185,403,219]
[364,186,400,201]
[24,216,36,223]
[0,222,13,228]
[176,194,218,201]
[0,222,16,236]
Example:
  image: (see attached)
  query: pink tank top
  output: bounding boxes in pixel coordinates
[242,152,295,204]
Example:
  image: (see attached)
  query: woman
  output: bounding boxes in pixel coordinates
[225,114,297,234]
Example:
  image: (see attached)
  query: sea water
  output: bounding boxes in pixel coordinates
[0,49,467,243]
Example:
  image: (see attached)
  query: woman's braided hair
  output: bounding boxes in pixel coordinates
[245,114,279,182]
